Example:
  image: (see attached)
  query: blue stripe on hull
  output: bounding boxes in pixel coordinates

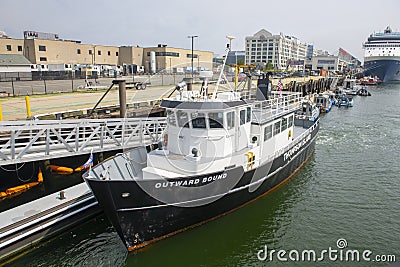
[364,59,400,82]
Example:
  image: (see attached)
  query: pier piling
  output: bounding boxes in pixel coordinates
[114,80,127,118]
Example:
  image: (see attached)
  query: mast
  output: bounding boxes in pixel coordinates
[212,46,230,99]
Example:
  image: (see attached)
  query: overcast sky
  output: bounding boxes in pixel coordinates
[1,0,399,61]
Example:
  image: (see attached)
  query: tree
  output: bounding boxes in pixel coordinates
[236,59,245,65]
[264,61,274,71]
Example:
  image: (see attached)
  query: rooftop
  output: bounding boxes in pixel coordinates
[0,54,31,65]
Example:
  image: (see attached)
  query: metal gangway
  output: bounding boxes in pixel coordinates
[0,118,167,165]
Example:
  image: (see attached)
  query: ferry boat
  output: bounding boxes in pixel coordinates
[84,70,320,251]
[363,26,400,82]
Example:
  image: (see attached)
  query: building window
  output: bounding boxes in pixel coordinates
[108,51,111,56]
[39,57,47,62]
[77,49,81,54]
[187,54,198,58]
[6,45,11,51]
[147,52,179,57]
[98,50,101,55]
[18,46,23,51]
[39,45,46,51]
[116,52,119,56]
[89,50,92,55]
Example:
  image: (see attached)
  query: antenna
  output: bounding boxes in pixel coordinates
[212,46,230,99]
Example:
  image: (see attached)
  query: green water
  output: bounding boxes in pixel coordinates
[7,83,400,266]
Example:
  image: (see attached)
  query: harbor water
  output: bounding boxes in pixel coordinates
[6,83,400,266]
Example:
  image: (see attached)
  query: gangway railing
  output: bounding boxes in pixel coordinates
[0,118,167,165]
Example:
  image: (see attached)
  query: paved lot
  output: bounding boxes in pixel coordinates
[0,76,320,120]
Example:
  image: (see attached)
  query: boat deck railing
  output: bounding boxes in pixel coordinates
[0,117,166,165]
[250,92,303,124]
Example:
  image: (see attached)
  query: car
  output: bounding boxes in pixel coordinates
[238,73,247,82]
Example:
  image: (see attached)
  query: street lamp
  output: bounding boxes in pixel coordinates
[188,35,198,78]
[226,35,235,52]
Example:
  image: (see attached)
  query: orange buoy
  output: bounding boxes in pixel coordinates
[0,167,44,199]
[38,167,43,183]
[74,166,83,172]
[5,182,39,195]
[50,165,74,174]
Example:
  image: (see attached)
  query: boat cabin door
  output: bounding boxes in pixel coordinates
[236,107,251,151]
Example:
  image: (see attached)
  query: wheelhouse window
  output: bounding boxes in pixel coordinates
[208,112,223,128]
[288,115,294,128]
[246,107,251,122]
[177,110,189,128]
[240,109,246,125]
[167,110,176,126]
[226,111,235,130]
[281,117,288,131]
[264,125,273,141]
[191,112,206,128]
[273,121,281,135]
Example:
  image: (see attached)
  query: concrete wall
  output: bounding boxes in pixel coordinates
[0,39,24,55]
[118,46,143,66]
[0,65,31,73]
[142,47,213,73]
[1,38,213,72]
[23,39,120,65]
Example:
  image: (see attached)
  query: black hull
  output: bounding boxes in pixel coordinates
[86,123,319,250]
[364,59,400,82]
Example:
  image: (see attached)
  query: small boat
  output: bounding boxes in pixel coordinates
[357,87,372,96]
[337,94,353,107]
[295,100,320,128]
[313,94,333,113]
[347,96,354,107]
[359,76,382,85]
[339,77,362,95]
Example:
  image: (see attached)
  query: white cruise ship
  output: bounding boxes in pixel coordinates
[363,26,400,82]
